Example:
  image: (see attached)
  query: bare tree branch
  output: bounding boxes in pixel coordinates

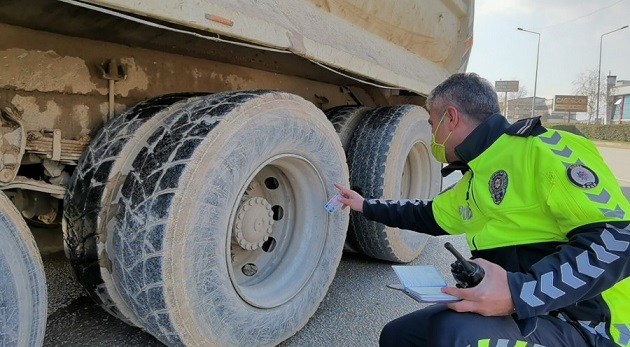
[572,69,606,124]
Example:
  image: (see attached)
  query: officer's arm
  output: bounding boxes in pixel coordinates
[362,199,448,236]
[507,221,630,319]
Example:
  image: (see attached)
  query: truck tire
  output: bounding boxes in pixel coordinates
[64,93,205,326]
[347,105,441,262]
[109,91,349,346]
[325,105,370,151]
[325,105,371,253]
[0,191,47,347]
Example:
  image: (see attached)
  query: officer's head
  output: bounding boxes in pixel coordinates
[425,73,500,163]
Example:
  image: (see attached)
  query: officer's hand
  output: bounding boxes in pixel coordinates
[334,184,364,213]
[441,258,515,316]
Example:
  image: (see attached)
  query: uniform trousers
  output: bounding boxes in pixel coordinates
[379,304,591,347]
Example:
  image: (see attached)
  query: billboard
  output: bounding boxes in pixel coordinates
[495,80,519,93]
[554,95,588,112]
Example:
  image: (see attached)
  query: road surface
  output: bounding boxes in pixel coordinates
[593,142,630,198]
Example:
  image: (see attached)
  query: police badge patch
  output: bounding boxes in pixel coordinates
[567,164,599,189]
[489,170,508,205]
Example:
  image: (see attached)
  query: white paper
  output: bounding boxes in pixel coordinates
[391,265,460,303]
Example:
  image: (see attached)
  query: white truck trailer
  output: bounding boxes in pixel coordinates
[0,1,474,345]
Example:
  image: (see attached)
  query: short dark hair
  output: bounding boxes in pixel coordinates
[426,73,500,124]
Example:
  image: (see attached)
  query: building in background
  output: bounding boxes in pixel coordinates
[611,79,630,124]
[502,96,550,121]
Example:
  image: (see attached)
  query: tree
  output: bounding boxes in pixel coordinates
[508,86,528,103]
[572,69,606,124]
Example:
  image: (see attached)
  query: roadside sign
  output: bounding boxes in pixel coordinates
[554,95,588,112]
[495,80,519,93]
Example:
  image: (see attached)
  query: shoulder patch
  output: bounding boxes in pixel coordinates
[489,170,508,205]
[567,164,599,189]
[506,117,546,137]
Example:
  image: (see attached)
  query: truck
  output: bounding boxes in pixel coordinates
[0,0,474,346]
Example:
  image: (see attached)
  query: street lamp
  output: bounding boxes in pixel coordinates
[517,28,541,118]
[596,25,628,124]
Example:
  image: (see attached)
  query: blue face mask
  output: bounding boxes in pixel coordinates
[430,111,453,163]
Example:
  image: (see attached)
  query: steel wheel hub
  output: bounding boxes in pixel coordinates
[234,197,274,250]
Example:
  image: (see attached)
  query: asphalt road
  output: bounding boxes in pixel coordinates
[41,144,630,347]
[593,142,630,197]
[42,235,469,347]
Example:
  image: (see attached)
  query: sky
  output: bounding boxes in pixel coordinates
[467,0,630,100]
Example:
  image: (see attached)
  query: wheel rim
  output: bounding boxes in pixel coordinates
[227,154,327,308]
[400,140,433,199]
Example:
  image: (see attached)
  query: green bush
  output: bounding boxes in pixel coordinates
[543,124,584,137]
[543,123,630,142]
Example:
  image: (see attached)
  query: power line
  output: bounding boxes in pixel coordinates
[535,0,627,30]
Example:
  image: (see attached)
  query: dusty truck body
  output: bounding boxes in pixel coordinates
[0,0,473,346]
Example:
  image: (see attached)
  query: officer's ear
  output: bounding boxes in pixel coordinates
[444,106,460,131]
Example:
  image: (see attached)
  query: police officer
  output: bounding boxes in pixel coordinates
[335,73,630,347]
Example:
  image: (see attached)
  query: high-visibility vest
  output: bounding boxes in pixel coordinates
[433,128,630,345]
